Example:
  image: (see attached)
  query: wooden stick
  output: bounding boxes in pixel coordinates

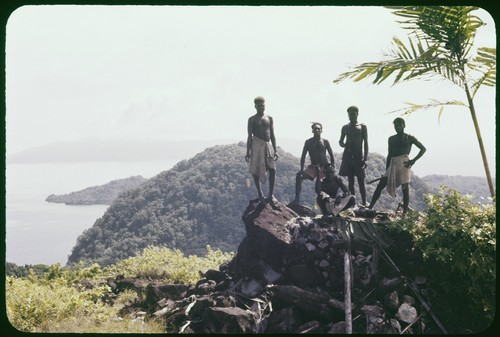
[367,177,383,184]
[344,237,353,334]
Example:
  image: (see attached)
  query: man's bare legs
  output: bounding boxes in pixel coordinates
[268,169,276,202]
[293,173,304,204]
[252,168,276,204]
[252,175,265,203]
[402,183,409,216]
[369,178,409,216]
[347,175,355,197]
[368,177,387,209]
[358,176,367,205]
[348,175,367,206]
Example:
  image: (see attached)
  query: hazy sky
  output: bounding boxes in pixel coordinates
[5,5,496,177]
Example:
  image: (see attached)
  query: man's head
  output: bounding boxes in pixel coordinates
[393,117,405,133]
[324,163,335,177]
[254,96,265,104]
[311,122,323,135]
[254,96,265,113]
[347,106,359,122]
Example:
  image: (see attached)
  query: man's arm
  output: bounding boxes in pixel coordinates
[338,125,347,147]
[315,169,322,195]
[362,124,369,162]
[338,177,350,195]
[299,140,309,171]
[245,117,253,162]
[269,116,278,160]
[325,139,335,167]
[406,136,426,167]
[386,137,393,169]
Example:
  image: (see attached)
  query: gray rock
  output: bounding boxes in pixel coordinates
[202,306,255,333]
[396,302,418,323]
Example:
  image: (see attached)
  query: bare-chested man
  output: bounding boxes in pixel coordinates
[338,106,369,205]
[369,117,426,216]
[292,122,335,204]
[245,96,279,204]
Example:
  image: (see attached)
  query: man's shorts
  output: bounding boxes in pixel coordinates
[339,153,365,178]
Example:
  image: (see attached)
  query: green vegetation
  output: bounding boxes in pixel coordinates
[7,274,114,333]
[105,245,234,284]
[6,246,232,333]
[387,187,496,332]
[66,143,429,267]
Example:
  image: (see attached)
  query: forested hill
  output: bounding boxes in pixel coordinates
[66,142,429,267]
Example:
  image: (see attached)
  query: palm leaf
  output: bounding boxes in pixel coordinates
[334,36,463,86]
[387,99,466,118]
[386,6,484,61]
[468,47,497,97]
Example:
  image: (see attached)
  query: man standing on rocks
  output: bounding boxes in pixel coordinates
[369,117,426,216]
[292,122,335,205]
[245,96,279,204]
[315,164,355,216]
[338,106,369,206]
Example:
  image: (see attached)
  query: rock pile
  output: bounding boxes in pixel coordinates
[115,200,446,334]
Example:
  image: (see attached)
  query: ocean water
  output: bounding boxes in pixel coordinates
[4,160,177,266]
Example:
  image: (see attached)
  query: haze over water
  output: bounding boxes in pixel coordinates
[5,160,176,266]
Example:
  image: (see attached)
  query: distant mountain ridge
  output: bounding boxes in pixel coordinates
[7,139,236,163]
[421,174,495,203]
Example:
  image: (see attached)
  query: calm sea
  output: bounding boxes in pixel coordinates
[5,160,177,266]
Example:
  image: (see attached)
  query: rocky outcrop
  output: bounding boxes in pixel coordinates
[112,199,445,334]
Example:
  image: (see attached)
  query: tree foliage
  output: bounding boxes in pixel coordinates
[389,187,495,332]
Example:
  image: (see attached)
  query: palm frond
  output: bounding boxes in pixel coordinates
[386,6,484,61]
[334,36,463,86]
[386,99,466,117]
[467,47,497,97]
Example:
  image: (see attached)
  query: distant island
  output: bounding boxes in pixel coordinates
[46,176,147,205]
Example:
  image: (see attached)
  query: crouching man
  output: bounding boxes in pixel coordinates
[315,164,356,216]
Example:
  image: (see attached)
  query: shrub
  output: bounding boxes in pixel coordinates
[103,245,234,284]
[6,276,112,332]
[390,187,495,332]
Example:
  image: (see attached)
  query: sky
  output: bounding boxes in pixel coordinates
[4,5,497,178]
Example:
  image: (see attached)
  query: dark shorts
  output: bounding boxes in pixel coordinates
[339,153,365,178]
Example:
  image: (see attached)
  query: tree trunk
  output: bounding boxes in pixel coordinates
[464,82,495,199]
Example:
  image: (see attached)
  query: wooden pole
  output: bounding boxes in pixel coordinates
[344,237,353,334]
